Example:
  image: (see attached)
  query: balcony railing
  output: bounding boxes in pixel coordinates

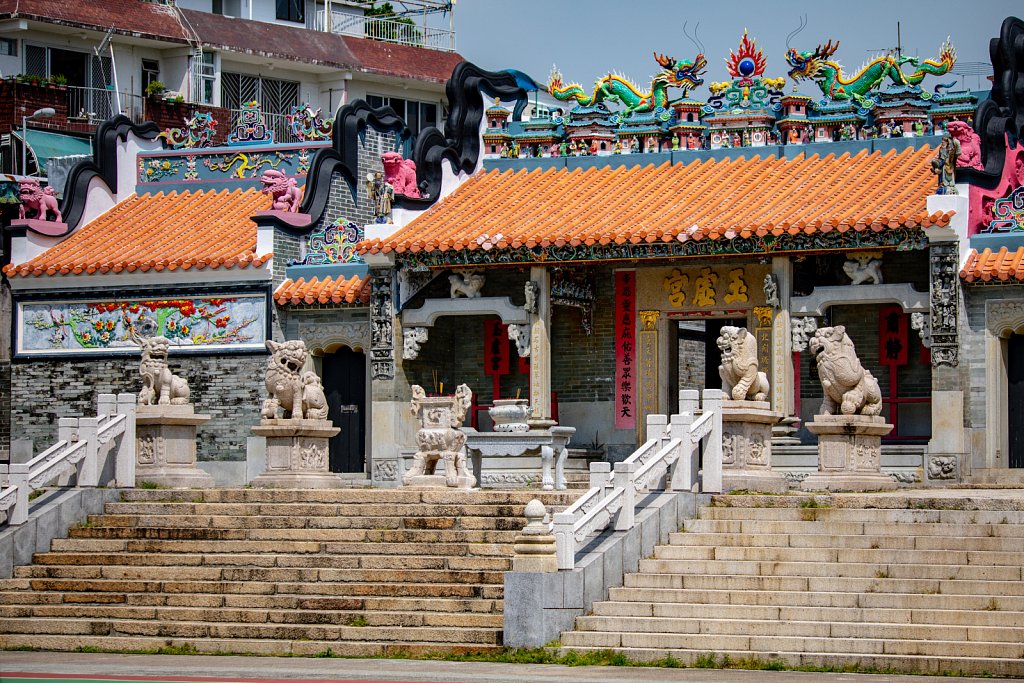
[67,86,145,125]
[315,10,455,52]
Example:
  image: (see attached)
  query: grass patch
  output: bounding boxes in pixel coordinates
[347,615,369,627]
[28,488,47,502]
[137,481,166,490]
[799,497,829,509]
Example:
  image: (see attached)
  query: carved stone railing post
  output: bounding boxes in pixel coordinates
[512,499,557,572]
[670,411,696,491]
[77,417,100,488]
[613,461,637,531]
[701,389,724,493]
[115,393,137,487]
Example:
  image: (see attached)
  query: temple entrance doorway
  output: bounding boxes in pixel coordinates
[1008,334,1024,468]
[669,316,746,414]
[321,347,367,474]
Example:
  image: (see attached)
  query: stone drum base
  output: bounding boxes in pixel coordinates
[721,401,787,494]
[801,414,898,492]
[250,419,342,489]
[136,405,215,488]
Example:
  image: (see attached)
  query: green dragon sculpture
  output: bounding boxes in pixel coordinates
[785,39,956,100]
[547,52,708,116]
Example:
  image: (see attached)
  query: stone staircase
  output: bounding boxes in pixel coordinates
[561,493,1024,677]
[0,488,577,656]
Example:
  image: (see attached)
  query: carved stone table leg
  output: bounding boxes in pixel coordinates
[551,427,576,491]
[540,445,554,491]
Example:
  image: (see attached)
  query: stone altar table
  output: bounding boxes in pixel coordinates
[462,426,576,490]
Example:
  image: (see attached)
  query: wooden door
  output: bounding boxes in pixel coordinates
[321,348,366,473]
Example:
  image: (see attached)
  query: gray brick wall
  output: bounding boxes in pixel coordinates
[962,285,1023,429]
[11,354,265,462]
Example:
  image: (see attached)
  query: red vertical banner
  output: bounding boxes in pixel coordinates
[484,320,510,376]
[878,305,909,366]
[615,270,637,429]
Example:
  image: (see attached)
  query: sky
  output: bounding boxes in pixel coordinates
[447,1,1020,98]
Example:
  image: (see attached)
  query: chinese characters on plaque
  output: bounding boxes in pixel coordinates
[615,270,637,429]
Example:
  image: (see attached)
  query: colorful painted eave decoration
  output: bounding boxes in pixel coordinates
[16,293,268,356]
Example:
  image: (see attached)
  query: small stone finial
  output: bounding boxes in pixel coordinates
[513,499,557,572]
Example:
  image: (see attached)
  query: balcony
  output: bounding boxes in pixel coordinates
[66,86,145,127]
[314,10,456,52]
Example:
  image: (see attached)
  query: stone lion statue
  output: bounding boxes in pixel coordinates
[259,169,302,212]
[843,252,884,285]
[261,339,321,420]
[809,325,883,416]
[138,336,190,406]
[381,151,420,197]
[717,326,769,402]
[449,271,485,298]
[945,121,983,171]
[18,178,62,222]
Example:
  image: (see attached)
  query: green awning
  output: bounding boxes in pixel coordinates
[13,129,93,173]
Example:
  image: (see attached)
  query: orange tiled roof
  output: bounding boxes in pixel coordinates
[4,189,272,278]
[274,275,371,307]
[960,247,1024,283]
[359,147,953,256]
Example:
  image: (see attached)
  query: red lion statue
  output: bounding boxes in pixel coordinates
[259,169,302,212]
[18,178,62,222]
[946,121,984,171]
[381,151,420,197]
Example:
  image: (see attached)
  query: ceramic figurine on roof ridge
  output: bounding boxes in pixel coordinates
[260,169,301,212]
[367,170,395,223]
[228,100,274,146]
[286,103,333,142]
[381,151,420,198]
[946,121,984,170]
[785,37,956,101]
[159,111,217,149]
[547,50,707,118]
[17,178,61,223]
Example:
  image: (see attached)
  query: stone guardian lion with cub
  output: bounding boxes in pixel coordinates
[717,325,769,402]
[809,325,882,416]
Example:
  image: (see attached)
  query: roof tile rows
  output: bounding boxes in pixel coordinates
[960,247,1024,283]
[274,275,371,307]
[0,0,462,83]
[4,188,271,278]
[358,147,953,256]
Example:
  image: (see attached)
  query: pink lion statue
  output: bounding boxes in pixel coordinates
[259,169,302,212]
[946,121,984,171]
[17,178,62,222]
[381,151,420,197]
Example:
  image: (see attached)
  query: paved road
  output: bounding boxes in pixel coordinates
[2,652,1019,683]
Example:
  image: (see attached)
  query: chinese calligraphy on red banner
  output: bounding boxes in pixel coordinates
[615,270,637,429]
[878,304,908,366]
[484,320,510,375]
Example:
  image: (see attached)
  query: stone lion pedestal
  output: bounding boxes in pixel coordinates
[801,415,898,492]
[721,401,788,493]
[250,419,342,488]
[135,405,215,488]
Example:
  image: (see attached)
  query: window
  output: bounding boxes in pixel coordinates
[222,72,298,114]
[276,0,304,23]
[0,38,16,57]
[366,94,439,135]
[141,59,160,91]
[191,50,215,104]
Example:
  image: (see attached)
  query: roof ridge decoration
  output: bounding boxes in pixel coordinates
[959,16,1024,187]
[547,52,707,121]
[53,115,161,238]
[705,31,785,116]
[254,61,529,235]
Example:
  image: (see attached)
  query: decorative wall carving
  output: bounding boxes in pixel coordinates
[763,273,780,308]
[403,327,429,360]
[551,267,595,335]
[790,316,818,352]
[910,312,932,348]
[370,267,395,380]
[524,281,539,314]
[929,242,959,367]
[507,323,531,357]
[927,455,958,480]
[373,459,399,481]
[843,251,884,284]
[638,310,660,331]
[449,270,485,298]
[985,300,1024,336]
[299,321,370,355]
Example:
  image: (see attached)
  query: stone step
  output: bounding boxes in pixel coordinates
[53,531,519,551]
[685,517,1024,536]
[53,538,510,557]
[0,603,505,628]
[0,616,502,644]
[101,503,537,523]
[119,488,578,506]
[571,614,1024,645]
[555,646,1023,678]
[559,629,1024,659]
[0,590,502,613]
[87,513,528,531]
[590,600,1024,627]
[621,572,1024,596]
[655,544,1024,568]
[17,578,505,599]
[671,530,1024,549]
[706,493,1024,512]
[0,633,502,657]
[637,558,1023,581]
[606,586,1024,612]
[13,565,505,585]
[701,507,1024,524]
[30,551,510,572]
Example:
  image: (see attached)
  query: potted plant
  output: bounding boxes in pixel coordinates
[51,74,67,89]
[145,80,166,98]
